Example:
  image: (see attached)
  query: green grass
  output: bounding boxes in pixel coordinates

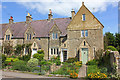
[87,65,101,75]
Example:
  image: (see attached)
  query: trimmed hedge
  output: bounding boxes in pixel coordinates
[107,46,117,51]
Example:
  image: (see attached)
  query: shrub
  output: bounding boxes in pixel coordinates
[87,65,101,75]
[86,59,98,65]
[69,70,78,79]
[74,61,82,67]
[100,67,107,74]
[2,54,6,63]
[55,60,61,66]
[12,60,31,71]
[33,53,44,61]
[37,50,44,54]
[88,72,107,78]
[32,67,40,72]
[18,54,31,62]
[107,46,117,51]
[27,58,39,68]
[66,57,78,63]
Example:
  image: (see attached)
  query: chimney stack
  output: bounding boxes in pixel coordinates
[71,9,75,19]
[48,9,53,21]
[9,16,14,24]
[26,12,32,24]
[82,2,84,6]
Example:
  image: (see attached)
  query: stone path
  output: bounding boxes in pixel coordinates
[78,64,87,78]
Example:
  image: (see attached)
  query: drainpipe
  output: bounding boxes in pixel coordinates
[48,37,50,60]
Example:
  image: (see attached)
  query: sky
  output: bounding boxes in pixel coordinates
[0,0,119,34]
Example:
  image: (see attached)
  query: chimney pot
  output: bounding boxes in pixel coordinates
[71,9,75,20]
[48,9,53,21]
[9,16,14,24]
[82,2,84,6]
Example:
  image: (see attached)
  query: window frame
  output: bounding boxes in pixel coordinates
[82,14,85,21]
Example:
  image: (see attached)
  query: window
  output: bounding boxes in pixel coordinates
[81,30,88,37]
[54,48,56,54]
[84,41,86,46]
[56,33,58,39]
[57,48,59,54]
[6,35,10,40]
[30,34,31,40]
[81,30,84,37]
[51,48,53,55]
[85,30,88,37]
[27,34,29,40]
[52,33,54,39]
[82,14,85,21]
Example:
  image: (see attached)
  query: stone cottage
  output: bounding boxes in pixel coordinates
[0,2,104,64]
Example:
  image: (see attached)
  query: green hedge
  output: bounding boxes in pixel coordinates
[107,46,117,51]
[12,60,31,71]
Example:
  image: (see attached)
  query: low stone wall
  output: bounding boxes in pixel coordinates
[110,51,120,74]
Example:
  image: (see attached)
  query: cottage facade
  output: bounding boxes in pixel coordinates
[0,2,104,64]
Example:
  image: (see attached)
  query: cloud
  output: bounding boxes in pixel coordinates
[5,0,119,17]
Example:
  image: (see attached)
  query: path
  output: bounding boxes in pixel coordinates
[78,64,87,78]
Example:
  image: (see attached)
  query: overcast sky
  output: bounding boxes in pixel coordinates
[1,0,119,34]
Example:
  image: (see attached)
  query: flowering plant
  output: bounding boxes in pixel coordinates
[88,72,107,79]
[69,70,78,79]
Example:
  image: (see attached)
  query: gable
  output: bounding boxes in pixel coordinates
[49,23,61,33]
[67,4,104,30]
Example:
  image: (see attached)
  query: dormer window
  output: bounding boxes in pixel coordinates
[52,33,58,39]
[27,34,32,40]
[6,35,10,40]
[82,14,85,21]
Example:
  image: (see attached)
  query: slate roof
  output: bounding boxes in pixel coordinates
[0,17,71,39]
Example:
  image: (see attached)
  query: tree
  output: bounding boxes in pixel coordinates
[14,44,25,56]
[3,43,13,55]
[104,32,115,50]
[115,33,120,53]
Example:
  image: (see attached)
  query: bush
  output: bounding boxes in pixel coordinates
[12,60,31,71]
[107,46,117,51]
[87,65,101,75]
[27,58,39,68]
[33,53,44,61]
[69,70,78,79]
[66,57,78,63]
[74,61,82,67]
[88,72,107,78]
[100,67,107,74]
[86,59,98,65]
[18,54,31,62]
[2,54,6,63]
[55,60,61,66]
[37,50,44,54]
[32,67,40,72]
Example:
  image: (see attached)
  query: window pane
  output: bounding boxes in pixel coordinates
[82,14,85,21]
[54,48,55,54]
[57,48,59,54]
[8,35,10,40]
[81,30,84,37]
[30,34,31,40]
[56,33,58,39]
[27,34,29,40]
[52,33,54,39]
[85,30,88,37]
[51,48,53,55]
[6,35,7,40]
